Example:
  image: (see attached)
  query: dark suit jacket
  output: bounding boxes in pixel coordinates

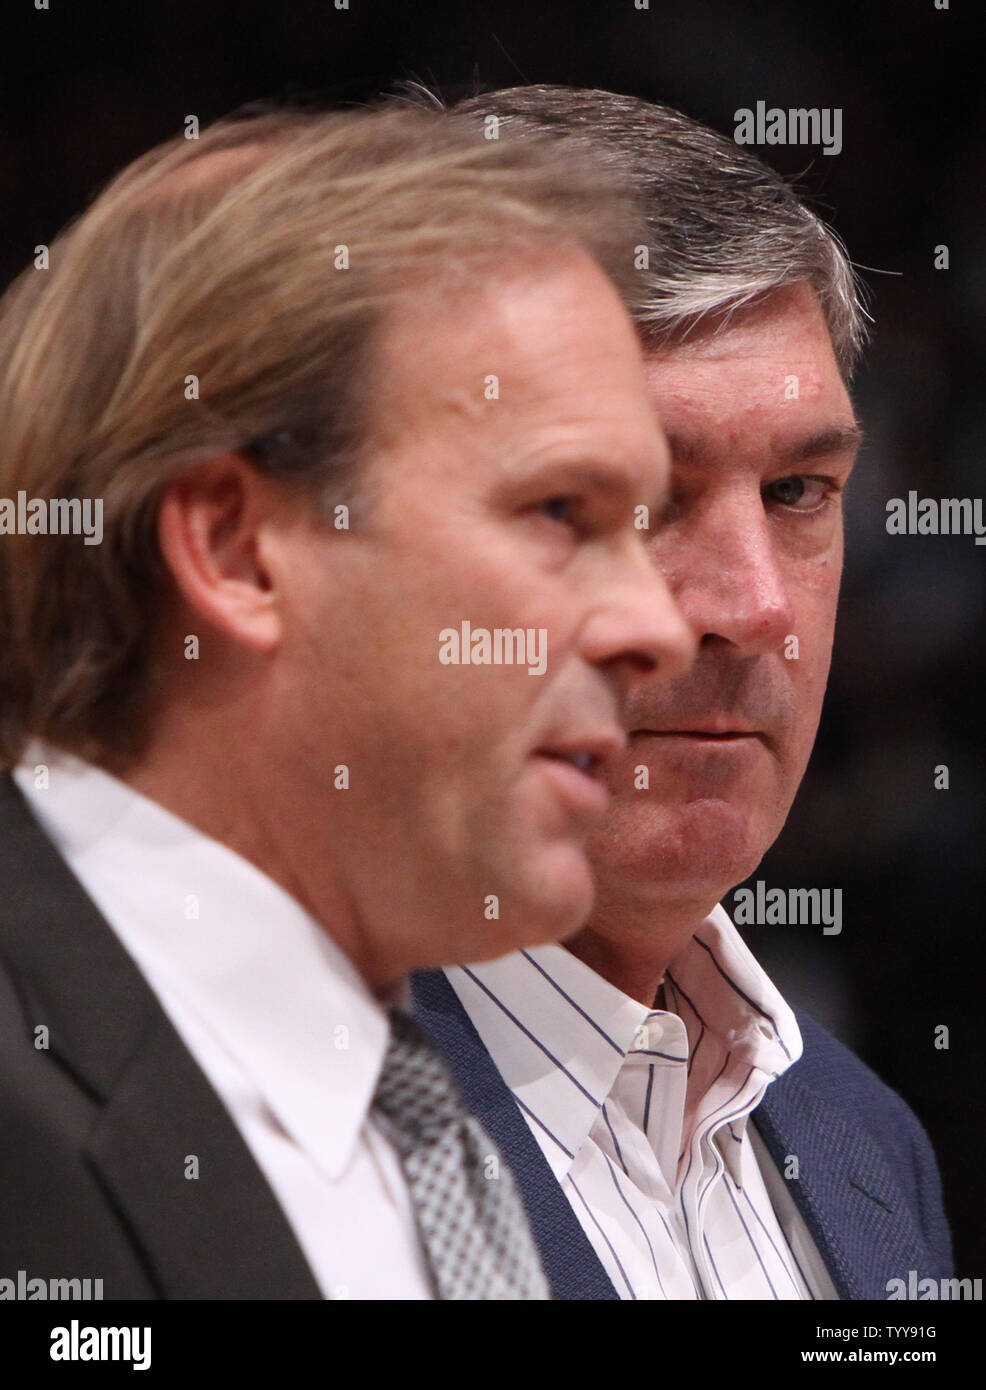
[0,772,323,1298]
[411,968,955,1300]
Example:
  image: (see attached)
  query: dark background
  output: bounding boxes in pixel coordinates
[2,0,982,1276]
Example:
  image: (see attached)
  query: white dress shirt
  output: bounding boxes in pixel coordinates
[13,741,432,1300]
[446,908,839,1300]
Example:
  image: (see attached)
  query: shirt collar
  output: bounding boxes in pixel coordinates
[447,945,653,1178]
[13,739,389,1182]
[445,904,801,1181]
[671,904,802,1078]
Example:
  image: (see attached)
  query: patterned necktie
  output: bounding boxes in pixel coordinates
[372,1006,551,1300]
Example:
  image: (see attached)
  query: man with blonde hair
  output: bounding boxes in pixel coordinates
[0,103,694,1298]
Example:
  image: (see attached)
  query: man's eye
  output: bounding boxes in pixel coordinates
[764,475,832,511]
[537,496,578,525]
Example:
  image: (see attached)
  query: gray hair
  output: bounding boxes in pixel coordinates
[434,84,868,376]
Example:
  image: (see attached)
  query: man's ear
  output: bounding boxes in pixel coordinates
[156,453,285,652]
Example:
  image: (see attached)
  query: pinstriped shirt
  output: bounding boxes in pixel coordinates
[445,905,838,1300]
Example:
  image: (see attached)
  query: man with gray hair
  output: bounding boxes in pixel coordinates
[414,86,953,1300]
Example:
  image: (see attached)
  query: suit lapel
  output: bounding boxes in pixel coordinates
[411,968,619,1301]
[0,773,321,1299]
[85,1010,322,1298]
[753,1061,933,1300]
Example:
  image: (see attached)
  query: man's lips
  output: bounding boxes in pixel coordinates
[629,725,769,753]
[630,718,763,738]
[632,729,761,738]
[534,728,627,770]
[532,729,626,815]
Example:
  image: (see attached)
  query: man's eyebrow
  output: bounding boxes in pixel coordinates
[526,460,654,497]
[778,425,864,464]
[667,425,864,467]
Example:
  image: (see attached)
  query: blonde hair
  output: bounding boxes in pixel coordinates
[0,103,647,768]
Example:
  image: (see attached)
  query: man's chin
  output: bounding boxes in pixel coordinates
[589,795,774,902]
[462,842,596,964]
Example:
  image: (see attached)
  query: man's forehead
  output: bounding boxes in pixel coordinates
[372,251,649,428]
[636,286,857,466]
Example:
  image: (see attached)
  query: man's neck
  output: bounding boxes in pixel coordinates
[563,894,718,1007]
[104,735,385,987]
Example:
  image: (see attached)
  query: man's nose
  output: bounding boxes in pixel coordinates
[658,492,796,656]
[578,542,696,690]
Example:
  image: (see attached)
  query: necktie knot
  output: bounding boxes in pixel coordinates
[373,1007,470,1149]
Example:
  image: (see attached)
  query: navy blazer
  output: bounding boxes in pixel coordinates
[411,968,954,1301]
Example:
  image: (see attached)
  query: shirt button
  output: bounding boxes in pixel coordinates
[648,1020,664,1044]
